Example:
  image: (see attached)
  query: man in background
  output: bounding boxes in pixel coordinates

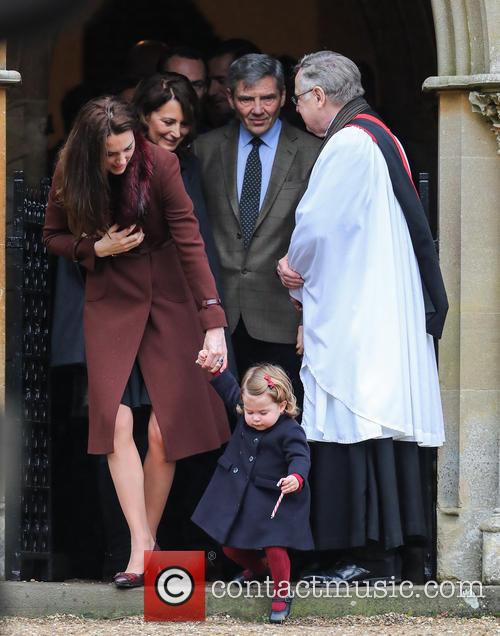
[159,45,208,101]
[206,39,260,128]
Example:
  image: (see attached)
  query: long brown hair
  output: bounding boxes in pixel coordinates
[57,96,138,237]
[133,73,200,145]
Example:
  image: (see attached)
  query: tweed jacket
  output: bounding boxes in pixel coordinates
[193,119,321,344]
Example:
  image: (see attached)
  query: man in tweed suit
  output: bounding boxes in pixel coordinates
[194,54,320,398]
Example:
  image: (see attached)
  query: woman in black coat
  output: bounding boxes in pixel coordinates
[192,362,314,623]
[133,72,236,375]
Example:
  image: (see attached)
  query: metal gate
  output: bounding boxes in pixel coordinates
[5,172,53,580]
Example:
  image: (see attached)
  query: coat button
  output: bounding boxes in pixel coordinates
[249,456,254,462]
[241,268,248,275]
[232,467,239,474]
[236,232,242,239]
[253,438,258,444]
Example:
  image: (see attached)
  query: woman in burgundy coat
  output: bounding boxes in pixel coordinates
[43,96,230,587]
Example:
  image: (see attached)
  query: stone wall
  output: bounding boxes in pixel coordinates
[427,0,500,584]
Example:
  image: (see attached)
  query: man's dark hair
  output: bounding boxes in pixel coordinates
[158,45,205,72]
[208,38,261,63]
[228,54,285,94]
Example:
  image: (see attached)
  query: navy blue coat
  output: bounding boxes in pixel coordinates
[191,372,314,550]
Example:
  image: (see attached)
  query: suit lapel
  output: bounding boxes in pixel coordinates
[220,121,240,223]
[254,121,298,232]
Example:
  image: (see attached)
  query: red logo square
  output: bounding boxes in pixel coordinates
[144,551,205,621]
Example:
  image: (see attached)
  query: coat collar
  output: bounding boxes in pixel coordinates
[242,412,291,435]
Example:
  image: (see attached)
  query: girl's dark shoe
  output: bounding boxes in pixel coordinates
[269,596,293,623]
[113,572,144,588]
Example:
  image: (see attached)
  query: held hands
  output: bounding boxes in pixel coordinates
[197,326,227,373]
[94,224,145,258]
[277,475,300,494]
[277,254,304,289]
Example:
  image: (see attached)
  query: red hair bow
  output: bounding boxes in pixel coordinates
[263,373,276,389]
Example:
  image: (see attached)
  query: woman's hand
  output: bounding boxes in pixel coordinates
[94,223,145,258]
[200,328,227,373]
[296,325,304,356]
[277,254,304,289]
[278,475,300,494]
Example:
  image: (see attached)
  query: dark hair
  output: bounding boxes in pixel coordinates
[228,53,285,94]
[58,96,138,237]
[209,38,261,62]
[158,45,205,72]
[133,72,200,144]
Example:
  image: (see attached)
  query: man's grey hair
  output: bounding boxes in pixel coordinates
[228,54,285,94]
[296,51,364,105]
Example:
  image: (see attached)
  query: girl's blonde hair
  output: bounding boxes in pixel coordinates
[237,363,300,418]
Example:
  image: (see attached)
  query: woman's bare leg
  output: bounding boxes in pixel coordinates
[107,404,155,573]
[143,411,176,541]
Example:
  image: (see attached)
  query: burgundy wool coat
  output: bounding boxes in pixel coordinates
[43,140,231,460]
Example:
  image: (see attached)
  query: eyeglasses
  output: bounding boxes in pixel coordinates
[291,88,314,105]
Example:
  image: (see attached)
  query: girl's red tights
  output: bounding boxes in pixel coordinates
[222,545,290,611]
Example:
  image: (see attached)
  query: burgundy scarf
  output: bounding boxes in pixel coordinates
[116,133,154,226]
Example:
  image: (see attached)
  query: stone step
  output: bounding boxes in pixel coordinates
[0,581,499,620]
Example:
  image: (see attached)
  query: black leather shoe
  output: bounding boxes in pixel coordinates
[231,568,270,585]
[302,562,400,586]
[113,572,144,588]
[269,596,293,623]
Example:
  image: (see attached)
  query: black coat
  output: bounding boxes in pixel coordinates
[191,372,314,550]
[50,256,86,366]
[178,149,222,289]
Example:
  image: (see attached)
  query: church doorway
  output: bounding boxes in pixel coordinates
[8,0,440,583]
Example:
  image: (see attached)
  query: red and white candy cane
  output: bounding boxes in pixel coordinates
[270,491,284,519]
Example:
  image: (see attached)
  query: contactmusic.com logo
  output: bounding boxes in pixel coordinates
[144,551,205,621]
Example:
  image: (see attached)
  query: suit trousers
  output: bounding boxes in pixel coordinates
[232,318,303,409]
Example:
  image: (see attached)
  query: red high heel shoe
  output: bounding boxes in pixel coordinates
[114,542,160,588]
[113,571,144,588]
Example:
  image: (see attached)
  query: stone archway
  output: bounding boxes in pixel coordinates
[425,0,500,584]
[1,0,498,585]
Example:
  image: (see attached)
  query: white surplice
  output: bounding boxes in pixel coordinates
[288,126,444,447]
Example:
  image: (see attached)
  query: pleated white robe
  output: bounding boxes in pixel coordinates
[288,126,444,447]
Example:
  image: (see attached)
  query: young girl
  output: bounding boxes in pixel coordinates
[192,359,314,623]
